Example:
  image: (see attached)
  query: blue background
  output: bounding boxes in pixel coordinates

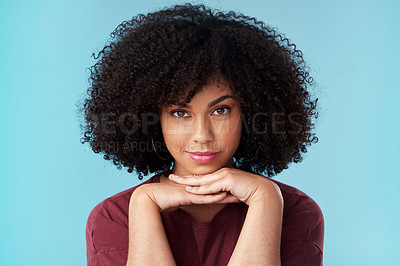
[1,0,399,265]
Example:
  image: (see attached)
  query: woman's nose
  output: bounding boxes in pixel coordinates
[191,116,214,144]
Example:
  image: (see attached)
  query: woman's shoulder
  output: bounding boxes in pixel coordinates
[87,173,161,228]
[270,179,323,218]
[270,178,324,252]
[85,173,162,257]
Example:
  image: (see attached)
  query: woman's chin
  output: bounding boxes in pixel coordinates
[172,157,235,176]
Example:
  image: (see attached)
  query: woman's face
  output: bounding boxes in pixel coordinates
[160,80,242,176]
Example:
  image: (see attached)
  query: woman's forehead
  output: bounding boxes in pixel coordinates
[174,84,234,106]
[161,76,234,106]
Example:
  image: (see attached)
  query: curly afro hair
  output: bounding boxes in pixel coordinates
[80,3,318,180]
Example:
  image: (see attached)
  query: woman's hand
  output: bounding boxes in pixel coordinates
[168,167,282,206]
[131,177,240,213]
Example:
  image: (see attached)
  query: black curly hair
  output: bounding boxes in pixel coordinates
[80,3,318,180]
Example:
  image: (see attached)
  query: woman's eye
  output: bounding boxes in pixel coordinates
[212,107,230,116]
[171,110,190,118]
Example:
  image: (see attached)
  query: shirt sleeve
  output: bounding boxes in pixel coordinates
[87,249,128,266]
[86,199,130,266]
[281,240,323,266]
[280,193,324,266]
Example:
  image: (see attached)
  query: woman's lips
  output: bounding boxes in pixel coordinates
[187,151,219,163]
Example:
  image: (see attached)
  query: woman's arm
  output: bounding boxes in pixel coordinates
[126,186,176,266]
[228,183,283,266]
[126,182,232,266]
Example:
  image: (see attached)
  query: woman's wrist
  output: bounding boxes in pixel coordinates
[130,184,161,211]
[247,178,283,207]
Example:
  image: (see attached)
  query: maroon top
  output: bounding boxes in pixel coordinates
[86,173,324,265]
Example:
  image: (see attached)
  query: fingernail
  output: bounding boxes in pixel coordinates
[169,174,179,179]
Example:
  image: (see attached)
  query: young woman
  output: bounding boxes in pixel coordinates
[82,3,324,265]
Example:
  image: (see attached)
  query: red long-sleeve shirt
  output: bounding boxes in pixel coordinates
[86,173,324,265]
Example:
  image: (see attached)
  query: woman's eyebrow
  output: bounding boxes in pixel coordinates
[174,95,234,109]
[207,95,234,107]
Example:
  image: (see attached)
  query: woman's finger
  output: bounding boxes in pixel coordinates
[185,178,232,195]
[168,173,221,186]
[187,191,229,205]
[216,194,241,204]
